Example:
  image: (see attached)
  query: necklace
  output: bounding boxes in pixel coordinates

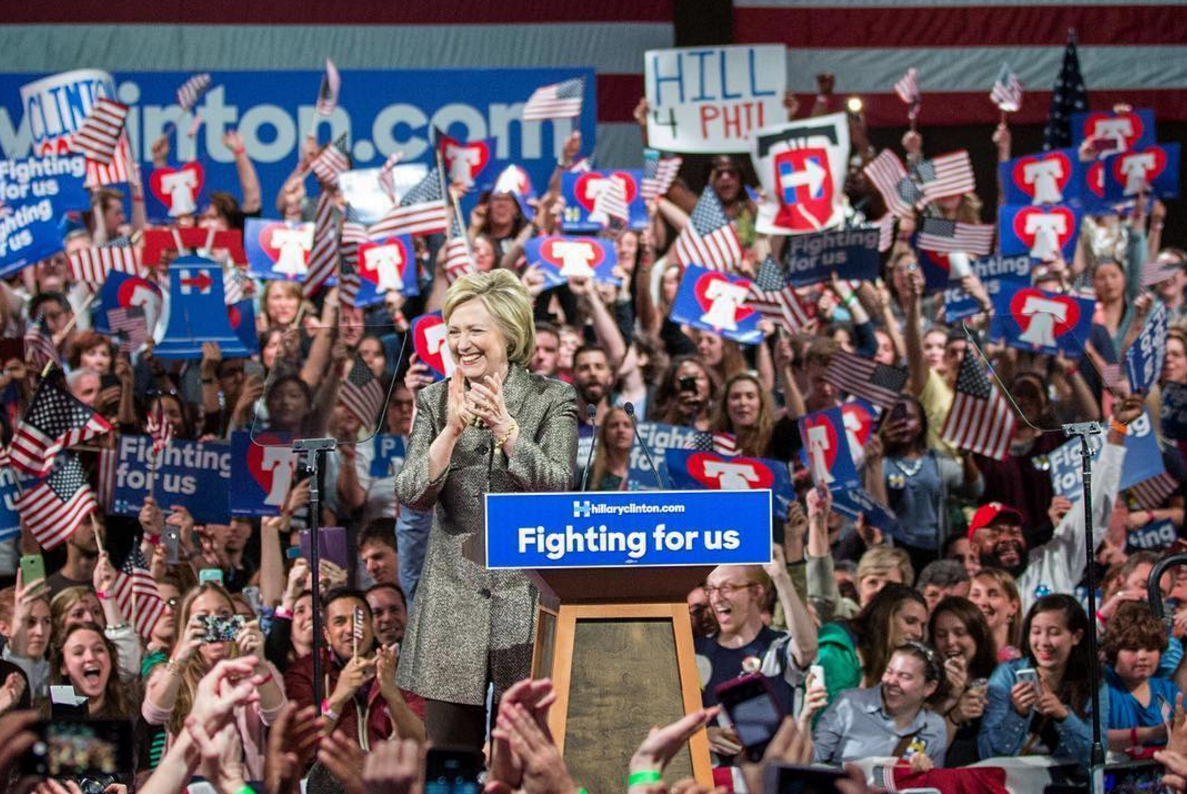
[894,458,925,477]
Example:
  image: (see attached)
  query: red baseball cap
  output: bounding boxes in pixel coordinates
[967,502,1024,539]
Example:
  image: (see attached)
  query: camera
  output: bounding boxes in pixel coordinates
[677,375,698,393]
[199,614,245,643]
[22,720,132,779]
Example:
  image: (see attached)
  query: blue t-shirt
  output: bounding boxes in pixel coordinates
[1105,667,1180,740]
[695,626,795,714]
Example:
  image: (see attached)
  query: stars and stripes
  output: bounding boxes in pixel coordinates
[96,446,117,510]
[1130,472,1180,511]
[316,58,341,117]
[310,135,350,188]
[112,547,167,641]
[69,99,129,165]
[8,377,113,476]
[589,176,629,226]
[176,73,213,112]
[340,356,386,427]
[24,317,60,371]
[916,217,995,256]
[672,187,742,272]
[303,191,338,299]
[68,244,141,284]
[687,430,739,457]
[84,136,132,188]
[641,151,682,202]
[337,221,369,308]
[107,306,149,355]
[369,167,449,238]
[941,350,1017,460]
[223,265,248,305]
[14,453,97,550]
[824,351,909,410]
[1043,29,1088,151]
[991,63,1024,114]
[863,150,920,218]
[442,214,476,285]
[522,78,584,121]
[353,605,366,645]
[894,68,920,118]
[376,151,403,202]
[746,257,814,333]
[877,214,897,253]
[916,151,976,203]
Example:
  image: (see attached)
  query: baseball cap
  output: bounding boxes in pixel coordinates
[968,502,1024,539]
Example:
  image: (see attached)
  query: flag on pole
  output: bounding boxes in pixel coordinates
[316,58,341,117]
[176,73,213,112]
[14,453,98,550]
[68,245,142,284]
[940,350,1017,460]
[522,78,584,121]
[112,547,167,641]
[24,317,60,371]
[69,99,129,165]
[916,217,995,256]
[916,151,976,203]
[369,168,449,238]
[8,377,113,476]
[824,351,909,410]
[376,151,403,201]
[1043,30,1088,151]
[894,68,920,118]
[303,191,338,298]
[863,150,921,218]
[310,135,350,188]
[338,221,369,308]
[442,213,476,285]
[672,187,742,271]
[340,356,385,427]
[746,257,814,333]
[641,151,682,202]
[106,306,149,355]
[990,64,1024,113]
[687,431,739,457]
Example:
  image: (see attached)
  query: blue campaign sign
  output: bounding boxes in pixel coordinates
[998,205,1081,263]
[485,489,772,569]
[244,218,313,282]
[559,170,647,232]
[1162,382,1187,442]
[94,270,163,335]
[999,149,1086,208]
[109,435,232,525]
[354,234,420,301]
[146,161,208,223]
[369,434,406,478]
[0,464,20,541]
[1128,519,1178,552]
[797,405,861,492]
[1102,143,1181,201]
[624,421,700,491]
[989,282,1094,357]
[942,253,1032,322]
[523,236,620,289]
[0,68,597,225]
[1071,108,1157,154]
[782,227,882,286]
[411,311,453,382]
[229,432,299,517]
[664,448,793,519]
[1046,411,1165,500]
[1127,302,1168,394]
[227,299,259,357]
[831,488,898,536]
[0,154,90,277]
[670,264,764,345]
[156,255,251,360]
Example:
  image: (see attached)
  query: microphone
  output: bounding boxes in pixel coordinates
[578,404,598,492]
[624,402,667,490]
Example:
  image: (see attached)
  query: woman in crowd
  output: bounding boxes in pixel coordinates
[264,559,314,673]
[50,576,141,683]
[0,574,52,703]
[587,407,633,491]
[1104,601,1181,754]
[259,279,305,332]
[968,568,1023,662]
[712,371,776,459]
[694,331,747,389]
[50,622,135,720]
[67,330,115,375]
[927,596,997,765]
[651,356,715,430]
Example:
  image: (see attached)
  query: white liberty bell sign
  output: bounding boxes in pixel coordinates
[364,244,406,293]
[1023,159,1065,205]
[1024,212,1066,261]
[161,170,198,217]
[272,227,313,277]
[700,278,748,332]
[551,240,597,279]
[1017,294,1068,349]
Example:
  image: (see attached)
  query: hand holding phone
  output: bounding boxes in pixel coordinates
[714,674,785,761]
[19,555,46,588]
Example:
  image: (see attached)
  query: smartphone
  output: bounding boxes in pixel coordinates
[715,673,785,761]
[297,526,349,570]
[21,719,134,778]
[241,586,262,616]
[19,555,46,587]
[424,747,483,794]
[1016,667,1041,697]
[677,375,698,394]
[198,568,224,586]
[809,664,826,691]
[1089,136,1116,154]
[762,761,847,794]
[199,614,245,643]
[162,528,181,566]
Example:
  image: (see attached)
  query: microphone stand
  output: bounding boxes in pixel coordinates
[578,404,598,491]
[624,402,667,489]
[292,436,337,710]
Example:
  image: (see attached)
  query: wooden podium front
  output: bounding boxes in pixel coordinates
[528,567,713,794]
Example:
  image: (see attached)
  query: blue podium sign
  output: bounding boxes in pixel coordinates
[485,489,772,569]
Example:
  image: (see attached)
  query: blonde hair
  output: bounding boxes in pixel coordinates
[167,583,238,736]
[972,568,1023,650]
[443,270,536,368]
[857,546,914,589]
[51,586,102,635]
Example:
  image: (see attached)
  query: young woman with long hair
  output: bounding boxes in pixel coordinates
[968,568,1023,662]
[587,407,633,491]
[711,371,776,459]
[927,596,998,765]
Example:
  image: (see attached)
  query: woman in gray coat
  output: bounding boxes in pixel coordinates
[396,269,578,750]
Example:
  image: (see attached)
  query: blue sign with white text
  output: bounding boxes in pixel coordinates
[0,154,89,276]
[370,434,406,478]
[0,465,20,541]
[1046,411,1165,499]
[1127,302,1168,394]
[229,431,298,517]
[781,227,882,286]
[110,435,232,525]
[942,253,1031,322]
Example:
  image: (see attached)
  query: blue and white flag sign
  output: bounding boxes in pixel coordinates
[1127,302,1168,394]
[229,431,298,517]
[665,448,794,519]
[0,154,90,277]
[560,170,647,232]
[942,253,1031,323]
[1046,411,1165,500]
[485,489,772,569]
[670,264,764,345]
[109,435,232,524]
[999,149,1086,208]
[0,464,21,541]
[626,421,700,491]
[523,236,620,289]
[155,255,251,360]
[1102,143,1181,201]
[989,282,1094,357]
[1071,108,1157,154]
[782,227,882,286]
[797,406,861,492]
[998,204,1081,263]
[244,218,314,281]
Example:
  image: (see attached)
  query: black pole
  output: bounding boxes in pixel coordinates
[293,437,338,710]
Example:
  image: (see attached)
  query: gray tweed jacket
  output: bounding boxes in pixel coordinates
[394,365,578,705]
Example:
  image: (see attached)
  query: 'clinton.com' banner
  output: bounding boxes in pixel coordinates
[0,67,596,215]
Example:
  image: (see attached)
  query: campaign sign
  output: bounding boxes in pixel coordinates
[831,488,898,536]
[523,236,620,289]
[782,226,882,286]
[998,205,1081,262]
[438,132,494,192]
[840,399,880,465]
[665,449,792,519]
[155,256,252,360]
[227,299,259,356]
[411,311,454,382]
[1102,143,1181,201]
[0,154,90,277]
[625,422,701,491]
[339,164,428,226]
[560,170,647,232]
[94,270,164,335]
[644,45,786,154]
[989,283,1094,357]
[147,162,207,221]
[244,219,314,281]
[369,434,407,478]
[1046,411,1165,500]
[1071,108,1157,155]
[1162,382,1187,442]
[229,431,298,517]
[1000,149,1085,207]
[1127,302,1168,394]
[752,114,849,235]
[486,489,771,569]
[109,435,231,524]
[942,253,1032,322]
[670,264,764,345]
[1128,519,1177,552]
[797,406,861,492]
[356,235,419,297]
[0,465,20,541]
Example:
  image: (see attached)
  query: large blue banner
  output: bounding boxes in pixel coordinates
[0,154,89,276]
[782,227,882,286]
[485,489,772,569]
[0,68,597,222]
[229,432,298,517]
[109,435,232,525]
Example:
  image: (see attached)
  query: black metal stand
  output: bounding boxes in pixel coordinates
[293,436,337,710]
[1063,420,1105,793]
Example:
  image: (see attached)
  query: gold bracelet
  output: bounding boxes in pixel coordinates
[495,420,518,450]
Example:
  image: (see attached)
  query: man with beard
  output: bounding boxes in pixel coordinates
[573,345,612,424]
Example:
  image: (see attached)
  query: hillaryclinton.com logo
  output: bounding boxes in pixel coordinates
[573,500,593,518]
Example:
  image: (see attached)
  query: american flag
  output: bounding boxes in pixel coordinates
[522,78,584,121]
[68,245,141,284]
[176,73,213,112]
[916,217,995,256]
[112,547,167,641]
[916,151,976,204]
[310,135,350,188]
[824,351,909,410]
[223,265,247,305]
[442,213,476,285]
[991,63,1024,114]
[1130,472,1180,511]
[8,376,113,476]
[1141,259,1179,288]
[353,605,365,642]
[1043,29,1088,151]
[641,150,682,202]
[316,58,341,117]
[941,350,1017,460]
[69,99,129,165]
[146,405,173,455]
[894,68,920,117]
[589,176,629,226]
[107,306,149,355]
[14,452,97,550]
[877,214,897,252]
[369,167,449,238]
[96,446,118,510]
[863,149,920,218]
[24,317,60,371]
[303,191,338,299]
[746,257,814,333]
[687,431,739,457]
[340,356,385,427]
[672,187,742,272]
[376,151,403,201]
[338,221,369,308]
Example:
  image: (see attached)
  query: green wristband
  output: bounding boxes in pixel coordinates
[628,771,663,787]
[233,786,256,794]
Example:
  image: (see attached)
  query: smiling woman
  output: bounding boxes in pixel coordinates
[51,623,132,720]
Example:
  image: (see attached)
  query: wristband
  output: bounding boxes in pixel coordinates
[628,772,662,787]
[95,590,109,600]
[1148,510,1156,523]
[234,147,247,156]
[234,786,255,794]
[842,292,857,308]
[274,606,293,620]
[1110,419,1129,436]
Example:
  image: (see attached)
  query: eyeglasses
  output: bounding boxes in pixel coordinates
[702,583,756,598]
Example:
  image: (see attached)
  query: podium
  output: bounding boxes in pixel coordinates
[486,489,773,794]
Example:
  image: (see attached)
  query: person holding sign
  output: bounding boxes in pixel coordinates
[395,270,578,752]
